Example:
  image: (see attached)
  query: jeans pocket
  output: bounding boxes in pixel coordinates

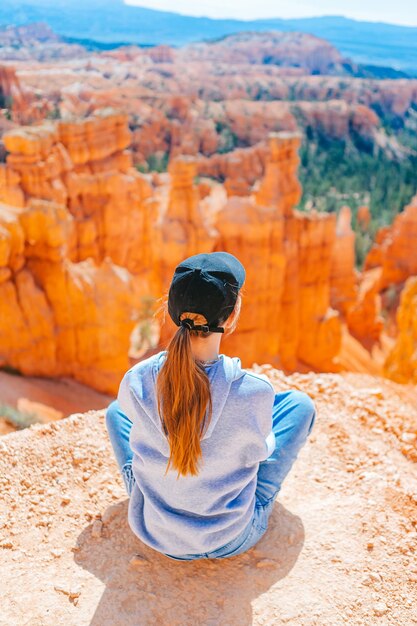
[254,497,275,532]
[163,552,204,562]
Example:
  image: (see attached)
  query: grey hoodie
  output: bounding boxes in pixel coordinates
[117,350,275,556]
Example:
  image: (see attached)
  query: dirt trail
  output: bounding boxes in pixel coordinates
[0,368,416,626]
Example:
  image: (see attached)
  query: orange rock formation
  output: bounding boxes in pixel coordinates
[196,143,267,188]
[0,64,41,124]
[2,106,414,387]
[294,211,342,371]
[3,123,71,205]
[1,121,347,382]
[0,111,153,394]
[2,111,156,274]
[0,197,145,394]
[326,206,386,348]
[365,195,417,289]
[0,165,24,207]
[215,133,342,371]
[1,32,417,391]
[384,276,417,384]
[330,206,358,315]
[214,195,286,365]
[156,156,218,344]
[346,268,384,346]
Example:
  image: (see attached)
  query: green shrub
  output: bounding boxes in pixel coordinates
[130,294,159,354]
[296,130,417,268]
[146,152,169,173]
[0,404,39,430]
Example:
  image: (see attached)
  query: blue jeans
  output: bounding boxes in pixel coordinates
[105,390,316,560]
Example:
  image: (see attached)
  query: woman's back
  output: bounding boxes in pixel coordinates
[118,350,275,556]
[107,251,316,561]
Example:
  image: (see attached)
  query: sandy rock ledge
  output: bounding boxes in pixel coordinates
[0,369,416,626]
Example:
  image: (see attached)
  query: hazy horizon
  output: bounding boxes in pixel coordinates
[125,0,417,27]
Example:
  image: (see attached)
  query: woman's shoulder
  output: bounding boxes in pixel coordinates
[118,352,166,400]
[125,351,166,378]
[241,369,275,393]
[222,354,275,397]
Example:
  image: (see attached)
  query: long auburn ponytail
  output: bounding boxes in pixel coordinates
[157,294,242,478]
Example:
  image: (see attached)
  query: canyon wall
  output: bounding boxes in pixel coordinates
[0,111,151,394]
[0,198,145,394]
[0,118,348,387]
[0,110,416,388]
[215,132,342,371]
[2,111,156,275]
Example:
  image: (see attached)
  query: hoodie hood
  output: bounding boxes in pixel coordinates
[129,351,245,441]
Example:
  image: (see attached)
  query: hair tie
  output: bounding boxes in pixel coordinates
[179,318,224,334]
[180,318,194,330]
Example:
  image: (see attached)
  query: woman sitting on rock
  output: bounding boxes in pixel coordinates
[105,251,316,560]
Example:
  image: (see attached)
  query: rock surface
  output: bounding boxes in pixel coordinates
[384,276,417,384]
[346,268,384,347]
[365,195,417,289]
[0,195,146,395]
[0,367,416,625]
[0,63,40,123]
[330,205,358,315]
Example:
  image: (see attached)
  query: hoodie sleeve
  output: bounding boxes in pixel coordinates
[116,354,159,423]
[262,385,276,458]
[117,369,136,423]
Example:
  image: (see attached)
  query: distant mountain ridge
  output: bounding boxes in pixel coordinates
[1,0,417,75]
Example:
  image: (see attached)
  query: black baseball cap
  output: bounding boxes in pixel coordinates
[168,252,245,333]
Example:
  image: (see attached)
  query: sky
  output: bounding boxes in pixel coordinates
[125,0,417,27]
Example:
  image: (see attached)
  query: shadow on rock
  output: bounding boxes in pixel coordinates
[74,499,304,626]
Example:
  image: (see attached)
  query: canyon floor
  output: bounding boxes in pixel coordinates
[1,367,416,626]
